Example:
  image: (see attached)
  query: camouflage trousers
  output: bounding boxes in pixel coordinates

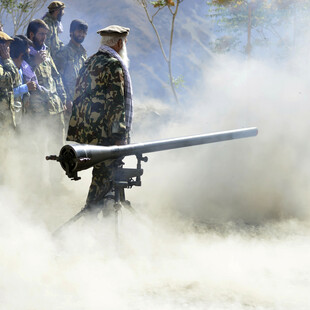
[86,159,122,208]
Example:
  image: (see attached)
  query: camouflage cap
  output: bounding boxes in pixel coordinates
[48,1,65,11]
[0,31,14,42]
[97,25,130,37]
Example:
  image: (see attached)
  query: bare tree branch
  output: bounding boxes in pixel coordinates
[136,0,183,104]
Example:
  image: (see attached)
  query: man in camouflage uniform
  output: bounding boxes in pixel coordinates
[0,31,20,181]
[0,32,19,132]
[42,1,65,59]
[26,19,67,184]
[67,25,133,212]
[55,19,88,128]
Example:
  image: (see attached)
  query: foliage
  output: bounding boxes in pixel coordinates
[207,0,310,54]
[0,0,49,35]
[172,75,184,89]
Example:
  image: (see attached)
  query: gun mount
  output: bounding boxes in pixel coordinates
[48,127,258,236]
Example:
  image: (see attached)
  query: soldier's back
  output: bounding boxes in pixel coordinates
[67,51,125,145]
[55,41,87,101]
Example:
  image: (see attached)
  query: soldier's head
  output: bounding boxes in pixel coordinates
[10,36,33,62]
[70,19,88,44]
[97,25,130,67]
[27,19,49,50]
[48,1,65,21]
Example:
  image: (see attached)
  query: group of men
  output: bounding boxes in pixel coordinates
[0,1,133,212]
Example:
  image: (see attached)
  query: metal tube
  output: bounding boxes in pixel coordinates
[59,127,258,174]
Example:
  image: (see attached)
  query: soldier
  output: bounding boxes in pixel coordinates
[10,36,37,126]
[26,19,67,184]
[0,31,19,181]
[54,19,88,128]
[67,25,133,212]
[0,32,19,132]
[42,1,65,59]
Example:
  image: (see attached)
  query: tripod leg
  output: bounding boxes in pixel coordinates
[53,208,87,236]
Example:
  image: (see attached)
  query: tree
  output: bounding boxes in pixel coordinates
[136,0,184,105]
[0,0,49,35]
[207,0,310,56]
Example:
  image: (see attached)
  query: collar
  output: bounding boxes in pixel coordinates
[68,40,86,53]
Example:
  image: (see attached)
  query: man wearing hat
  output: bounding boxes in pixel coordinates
[67,25,133,212]
[55,19,88,129]
[43,1,65,59]
[0,31,20,180]
[0,31,19,131]
[26,19,67,185]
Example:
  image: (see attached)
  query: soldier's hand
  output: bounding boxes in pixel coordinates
[35,50,47,64]
[26,81,36,91]
[0,43,10,60]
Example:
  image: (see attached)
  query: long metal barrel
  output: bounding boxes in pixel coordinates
[57,127,258,174]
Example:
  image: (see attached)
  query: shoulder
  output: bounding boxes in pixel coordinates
[57,44,70,56]
[80,52,123,80]
[42,15,52,25]
[43,13,54,23]
[90,52,122,72]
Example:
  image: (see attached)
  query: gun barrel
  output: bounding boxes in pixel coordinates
[57,127,257,175]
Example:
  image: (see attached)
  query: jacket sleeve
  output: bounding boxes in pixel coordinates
[50,56,67,103]
[14,84,28,98]
[0,58,19,87]
[54,46,66,75]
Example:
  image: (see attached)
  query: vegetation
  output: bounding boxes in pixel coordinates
[207,0,310,55]
[0,0,49,35]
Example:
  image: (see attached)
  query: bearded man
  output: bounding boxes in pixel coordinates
[26,19,67,185]
[67,25,133,212]
[43,1,65,59]
[54,19,88,128]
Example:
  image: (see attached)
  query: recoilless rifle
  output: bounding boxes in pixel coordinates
[47,127,258,234]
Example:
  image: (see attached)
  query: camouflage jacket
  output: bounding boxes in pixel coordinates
[28,48,66,115]
[0,58,20,129]
[54,40,87,102]
[42,13,64,60]
[67,51,126,146]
